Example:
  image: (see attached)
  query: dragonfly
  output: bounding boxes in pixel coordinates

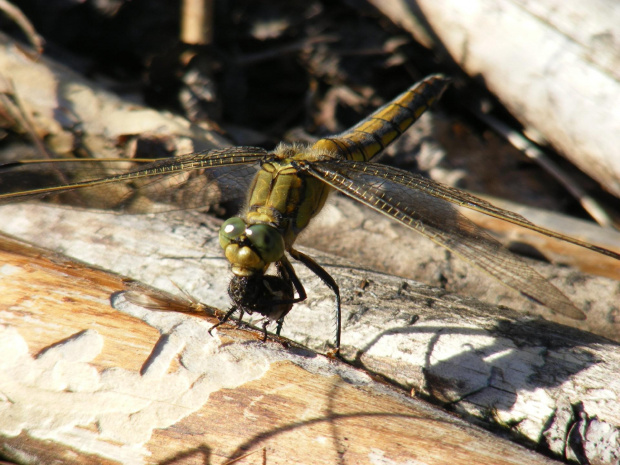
[1,74,619,353]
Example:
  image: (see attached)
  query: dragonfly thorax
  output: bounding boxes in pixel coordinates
[246,155,331,249]
[219,217,285,277]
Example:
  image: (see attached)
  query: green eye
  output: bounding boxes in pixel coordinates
[219,217,246,249]
[246,224,285,263]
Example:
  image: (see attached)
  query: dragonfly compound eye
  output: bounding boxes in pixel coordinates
[219,217,246,249]
[246,224,285,263]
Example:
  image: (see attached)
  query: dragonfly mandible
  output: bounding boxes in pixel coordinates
[1,74,619,353]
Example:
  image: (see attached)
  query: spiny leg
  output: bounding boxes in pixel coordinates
[273,256,307,336]
[289,248,342,353]
[275,318,285,337]
[261,319,270,342]
[208,306,245,335]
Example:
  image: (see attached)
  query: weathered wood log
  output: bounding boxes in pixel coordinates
[0,231,571,465]
[0,202,618,464]
[368,0,620,198]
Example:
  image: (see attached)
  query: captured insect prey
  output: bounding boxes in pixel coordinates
[2,74,619,353]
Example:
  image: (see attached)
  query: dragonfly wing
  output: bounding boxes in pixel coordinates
[314,162,619,260]
[0,146,269,213]
[307,160,588,320]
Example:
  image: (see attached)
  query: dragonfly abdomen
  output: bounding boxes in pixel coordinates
[311,74,450,163]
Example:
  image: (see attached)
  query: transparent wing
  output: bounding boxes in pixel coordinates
[0,146,270,213]
[307,160,620,319]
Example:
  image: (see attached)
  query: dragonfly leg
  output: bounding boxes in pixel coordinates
[275,255,307,304]
[261,319,270,342]
[275,318,284,337]
[270,256,307,337]
[289,248,341,353]
[208,305,245,336]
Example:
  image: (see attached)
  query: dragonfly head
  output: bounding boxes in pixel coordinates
[219,217,285,276]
